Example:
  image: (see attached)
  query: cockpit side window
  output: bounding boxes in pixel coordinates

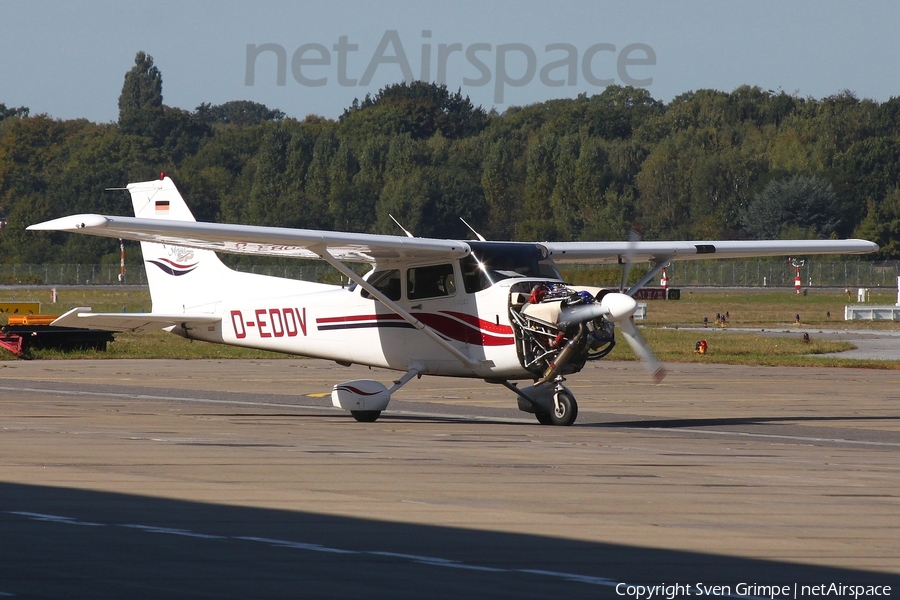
[407,264,456,300]
[361,269,402,301]
[460,256,492,294]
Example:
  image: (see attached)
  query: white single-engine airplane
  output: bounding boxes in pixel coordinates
[28,175,877,426]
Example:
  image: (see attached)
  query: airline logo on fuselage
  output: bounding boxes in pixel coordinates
[166,245,195,262]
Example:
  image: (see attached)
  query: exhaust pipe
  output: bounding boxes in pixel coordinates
[536,324,585,386]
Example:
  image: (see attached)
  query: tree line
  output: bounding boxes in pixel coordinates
[2,51,899,267]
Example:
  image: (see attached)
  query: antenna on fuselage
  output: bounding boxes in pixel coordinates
[389,214,415,238]
[459,217,486,242]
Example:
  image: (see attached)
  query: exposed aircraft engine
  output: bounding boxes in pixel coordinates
[509,282,616,383]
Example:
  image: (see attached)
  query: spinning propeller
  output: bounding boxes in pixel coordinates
[558,228,667,383]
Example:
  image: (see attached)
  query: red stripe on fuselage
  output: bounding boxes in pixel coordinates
[439,310,513,335]
[316,314,401,324]
[415,312,513,346]
[315,312,513,346]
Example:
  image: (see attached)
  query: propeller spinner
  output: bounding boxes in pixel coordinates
[558,291,666,383]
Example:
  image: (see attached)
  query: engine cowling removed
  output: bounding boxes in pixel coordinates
[509,282,616,382]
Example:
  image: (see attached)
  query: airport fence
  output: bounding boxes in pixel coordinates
[554,258,900,288]
[0,263,333,286]
[1,259,899,288]
[663,259,900,288]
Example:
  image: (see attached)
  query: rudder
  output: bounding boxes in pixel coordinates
[127,175,234,314]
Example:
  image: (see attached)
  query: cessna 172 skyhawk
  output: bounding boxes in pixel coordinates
[28,175,877,426]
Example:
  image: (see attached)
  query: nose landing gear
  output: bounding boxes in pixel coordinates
[548,388,578,426]
[491,379,579,426]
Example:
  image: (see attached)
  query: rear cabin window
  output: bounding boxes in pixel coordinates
[361,269,402,301]
[407,264,456,300]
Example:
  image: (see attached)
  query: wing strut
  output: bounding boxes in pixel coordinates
[313,247,482,370]
[625,258,672,297]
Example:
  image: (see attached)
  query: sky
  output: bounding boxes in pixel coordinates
[1,0,899,123]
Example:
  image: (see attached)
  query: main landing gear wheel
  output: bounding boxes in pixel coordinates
[351,410,381,423]
[535,412,553,425]
[550,391,578,426]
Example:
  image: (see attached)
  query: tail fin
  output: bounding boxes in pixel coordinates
[127,175,235,314]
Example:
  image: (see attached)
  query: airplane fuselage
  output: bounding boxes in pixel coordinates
[184,277,533,379]
[29,175,879,426]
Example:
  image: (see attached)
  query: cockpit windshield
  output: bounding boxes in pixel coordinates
[459,242,562,293]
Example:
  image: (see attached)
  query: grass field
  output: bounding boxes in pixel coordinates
[1,285,897,367]
[639,287,900,330]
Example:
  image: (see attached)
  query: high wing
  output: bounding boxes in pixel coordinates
[28,213,877,264]
[51,306,220,333]
[27,214,471,264]
[25,178,882,428]
[544,239,879,264]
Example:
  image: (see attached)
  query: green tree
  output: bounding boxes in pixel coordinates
[347,136,388,232]
[181,122,270,224]
[690,145,767,238]
[429,163,486,239]
[481,139,519,240]
[118,52,164,138]
[635,138,692,239]
[742,174,841,239]
[573,137,625,240]
[340,81,489,140]
[0,103,29,122]
[581,86,665,140]
[328,142,362,231]
[376,167,430,236]
[518,134,558,240]
[547,135,581,239]
[247,124,291,226]
[855,188,900,257]
[579,188,635,242]
[835,137,900,229]
[11,71,900,262]
[302,130,339,228]
[195,100,285,126]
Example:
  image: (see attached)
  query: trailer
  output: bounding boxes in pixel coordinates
[0,314,115,358]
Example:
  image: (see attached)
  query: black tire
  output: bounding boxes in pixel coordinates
[351,410,381,423]
[550,391,578,426]
[535,412,553,425]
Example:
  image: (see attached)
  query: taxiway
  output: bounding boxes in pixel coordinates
[0,359,897,598]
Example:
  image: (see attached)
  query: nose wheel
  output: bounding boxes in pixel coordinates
[550,389,578,426]
[351,410,382,422]
[534,388,578,426]
[494,379,579,426]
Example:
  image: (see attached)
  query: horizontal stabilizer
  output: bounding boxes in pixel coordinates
[51,307,220,333]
